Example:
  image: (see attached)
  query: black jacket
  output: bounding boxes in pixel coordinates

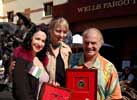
[13,58,39,100]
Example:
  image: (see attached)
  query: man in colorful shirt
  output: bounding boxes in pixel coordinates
[75,28,122,100]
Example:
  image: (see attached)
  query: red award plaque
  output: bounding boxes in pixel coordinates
[66,69,97,100]
[39,83,72,100]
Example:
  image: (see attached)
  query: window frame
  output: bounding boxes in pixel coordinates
[43,2,53,16]
[7,11,14,22]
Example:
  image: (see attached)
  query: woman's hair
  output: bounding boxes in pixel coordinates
[22,23,50,61]
[48,17,69,34]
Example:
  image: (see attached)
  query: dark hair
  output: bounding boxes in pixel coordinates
[22,23,50,61]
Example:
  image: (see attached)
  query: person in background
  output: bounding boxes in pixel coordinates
[75,28,122,100]
[12,23,50,100]
[119,66,135,86]
[47,17,72,87]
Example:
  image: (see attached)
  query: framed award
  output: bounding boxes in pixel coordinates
[66,69,97,100]
[39,83,72,100]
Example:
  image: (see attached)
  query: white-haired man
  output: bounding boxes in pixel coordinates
[75,28,122,100]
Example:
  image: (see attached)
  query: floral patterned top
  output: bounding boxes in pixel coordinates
[76,53,122,100]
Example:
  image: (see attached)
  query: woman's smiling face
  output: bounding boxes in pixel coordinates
[31,30,47,55]
[50,24,68,45]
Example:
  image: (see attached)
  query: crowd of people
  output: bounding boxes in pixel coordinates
[1,12,137,100]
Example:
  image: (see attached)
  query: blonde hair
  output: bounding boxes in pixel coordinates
[82,28,104,46]
[48,17,69,34]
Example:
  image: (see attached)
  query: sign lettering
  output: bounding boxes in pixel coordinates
[77,0,136,13]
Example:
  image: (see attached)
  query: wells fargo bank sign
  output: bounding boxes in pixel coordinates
[53,0,137,22]
[77,0,136,12]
